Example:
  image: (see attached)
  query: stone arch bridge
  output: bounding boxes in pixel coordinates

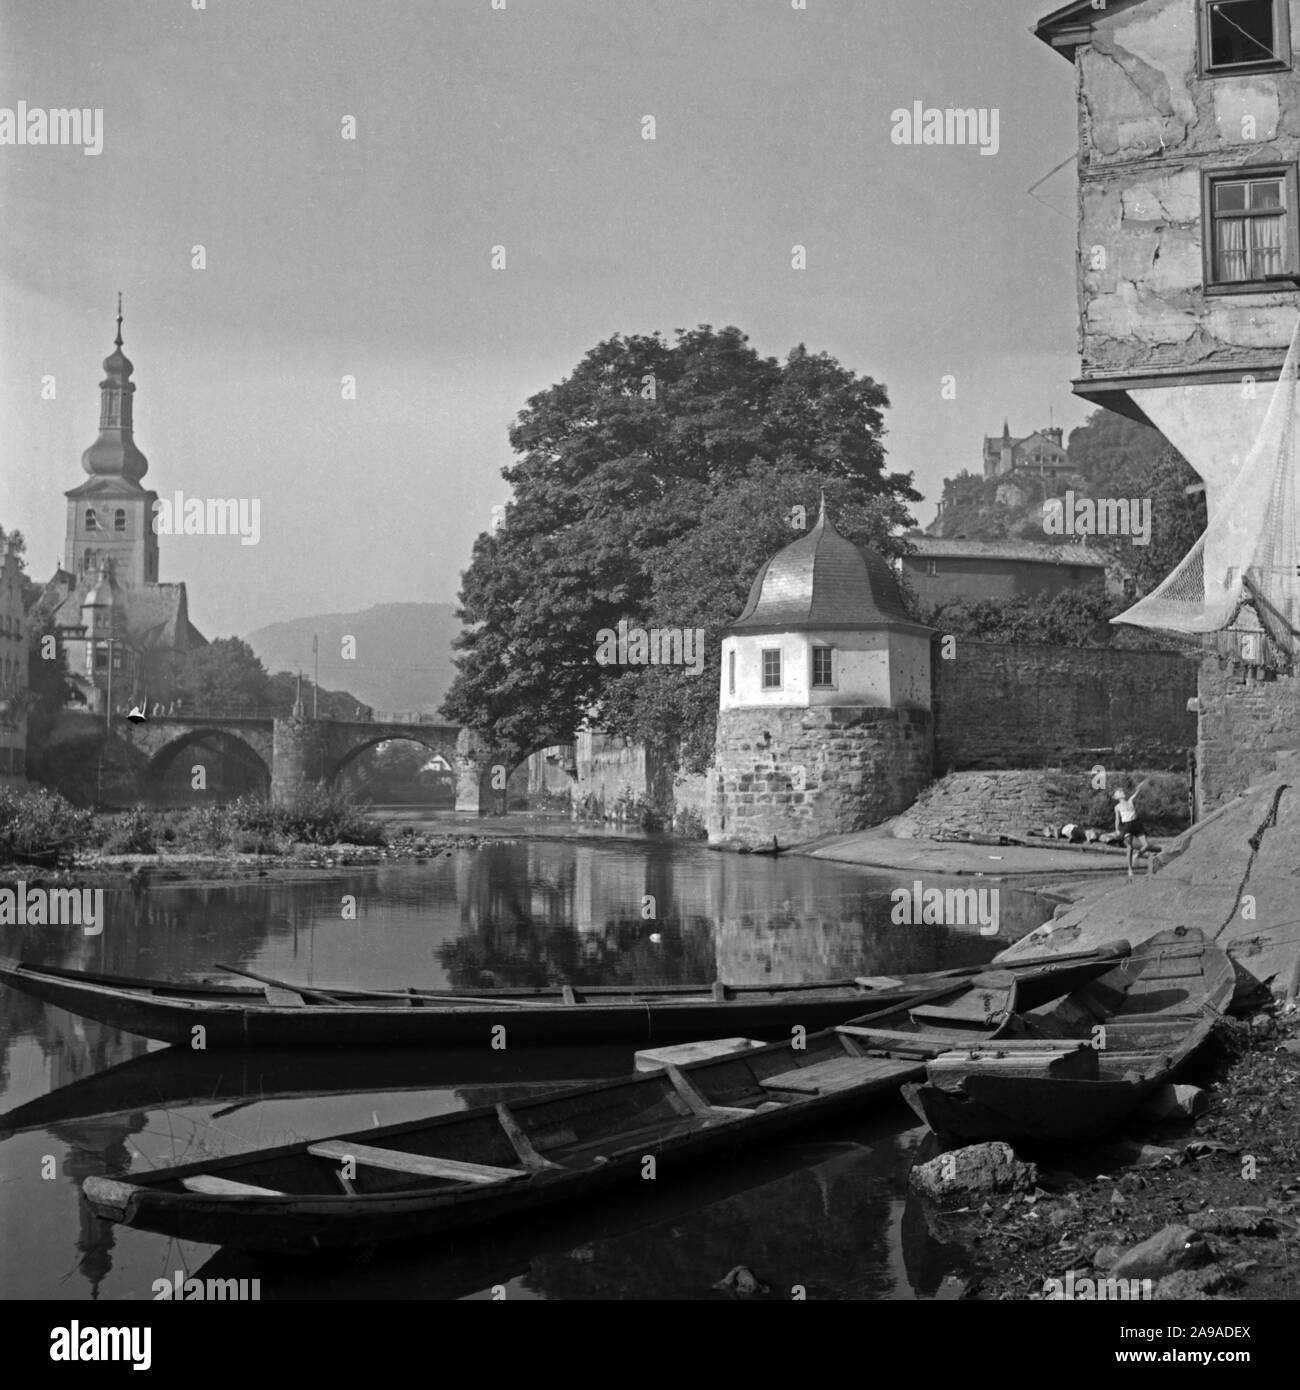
[115,713,523,813]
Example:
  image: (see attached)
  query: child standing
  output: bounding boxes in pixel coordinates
[1113,779,1154,880]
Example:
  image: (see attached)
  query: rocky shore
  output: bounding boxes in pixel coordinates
[911,1011,1300,1300]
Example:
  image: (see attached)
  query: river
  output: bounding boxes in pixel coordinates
[0,814,1054,1301]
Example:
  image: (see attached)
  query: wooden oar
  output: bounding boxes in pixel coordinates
[212,962,571,1008]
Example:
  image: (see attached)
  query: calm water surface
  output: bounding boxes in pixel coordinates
[0,821,1052,1301]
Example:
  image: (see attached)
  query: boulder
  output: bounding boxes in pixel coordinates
[1188,1207,1278,1236]
[909,1142,1037,1202]
[1143,1084,1208,1121]
[1111,1224,1211,1281]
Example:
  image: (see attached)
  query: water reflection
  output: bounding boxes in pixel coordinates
[0,835,1050,1300]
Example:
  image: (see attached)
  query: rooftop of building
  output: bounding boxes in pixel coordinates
[904,535,1108,567]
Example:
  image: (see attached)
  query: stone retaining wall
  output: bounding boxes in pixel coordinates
[888,770,1088,841]
[1196,657,1300,815]
[933,641,1196,772]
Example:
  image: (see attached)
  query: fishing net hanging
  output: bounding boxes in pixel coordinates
[1114,311,1300,665]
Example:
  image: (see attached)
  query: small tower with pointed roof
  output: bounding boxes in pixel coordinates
[708,501,935,846]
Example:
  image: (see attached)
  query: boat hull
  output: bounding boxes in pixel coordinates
[83,1065,916,1253]
[81,970,1054,1254]
[901,928,1229,1143]
[0,944,1129,1049]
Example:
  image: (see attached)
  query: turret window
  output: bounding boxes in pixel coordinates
[812,646,835,688]
[114,509,126,533]
[761,649,782,690]
[728,649,736,695]
[84,508,98,532]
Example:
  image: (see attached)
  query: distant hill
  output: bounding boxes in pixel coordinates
[245,602,461,717]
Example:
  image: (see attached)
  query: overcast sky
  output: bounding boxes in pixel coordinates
[0,0,1084,642]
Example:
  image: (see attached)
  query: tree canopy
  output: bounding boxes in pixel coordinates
[441,325,919,768]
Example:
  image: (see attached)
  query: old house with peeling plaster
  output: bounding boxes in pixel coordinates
[1036,0,1300,812]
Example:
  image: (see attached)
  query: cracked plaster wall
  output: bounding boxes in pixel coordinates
[1078,0,1300,377]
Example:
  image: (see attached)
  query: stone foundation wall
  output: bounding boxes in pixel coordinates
[888,770,1091,840]
[933,641,1196,772]
[708,705,933,847]
[1196,657,1300,814]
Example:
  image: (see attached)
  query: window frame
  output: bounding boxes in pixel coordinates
[84,508,98,532]
[811,645,836,690]
[1199,0,1291,77]
[760,647,782,691]
[1202,164,1300,294]
[727,648,736,696]
[114,508,127,533]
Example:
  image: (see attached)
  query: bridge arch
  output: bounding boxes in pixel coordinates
[141,727,272,795]
[324,729,460,788]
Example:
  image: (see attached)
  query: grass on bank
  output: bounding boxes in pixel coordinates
[0,785,387,862]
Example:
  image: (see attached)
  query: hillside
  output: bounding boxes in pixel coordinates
[245,602,460,716]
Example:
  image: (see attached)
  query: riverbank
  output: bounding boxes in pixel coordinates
[931,1010,1300,1301]
[0,830,514,889]
[798,827,1135,880]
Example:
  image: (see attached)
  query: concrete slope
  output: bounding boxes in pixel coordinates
[996,757,1300,998]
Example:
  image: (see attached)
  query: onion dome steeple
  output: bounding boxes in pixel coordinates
[81,294,149,482]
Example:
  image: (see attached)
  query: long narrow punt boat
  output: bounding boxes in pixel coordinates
[81,970,1041,1254]
[0,940,1129,1049]
[899,927,1235,1144]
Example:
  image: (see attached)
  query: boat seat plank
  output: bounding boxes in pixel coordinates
[263,988,305,1007]
[308,1140,525,1185]
[181,1174,285,1197]
[909,1002,1003,1026]
[759,1055,915,1095]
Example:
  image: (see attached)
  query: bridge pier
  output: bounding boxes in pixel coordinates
[271,717,329,803]
[454,728,503,815]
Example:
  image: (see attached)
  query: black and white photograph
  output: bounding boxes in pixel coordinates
[1,0,1298,1345]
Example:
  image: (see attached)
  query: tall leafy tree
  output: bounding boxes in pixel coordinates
[443,326,919,762]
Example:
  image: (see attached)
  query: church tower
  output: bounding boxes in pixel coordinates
[62,297,160,589]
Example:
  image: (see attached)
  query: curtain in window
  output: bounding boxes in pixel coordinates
[1218,217,1248,280]
[1251,213,1285,277]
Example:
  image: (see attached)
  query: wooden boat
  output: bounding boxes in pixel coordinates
[0,939,1131,1050]
[81,970,1038,1253]
[899,928,1234,1144]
